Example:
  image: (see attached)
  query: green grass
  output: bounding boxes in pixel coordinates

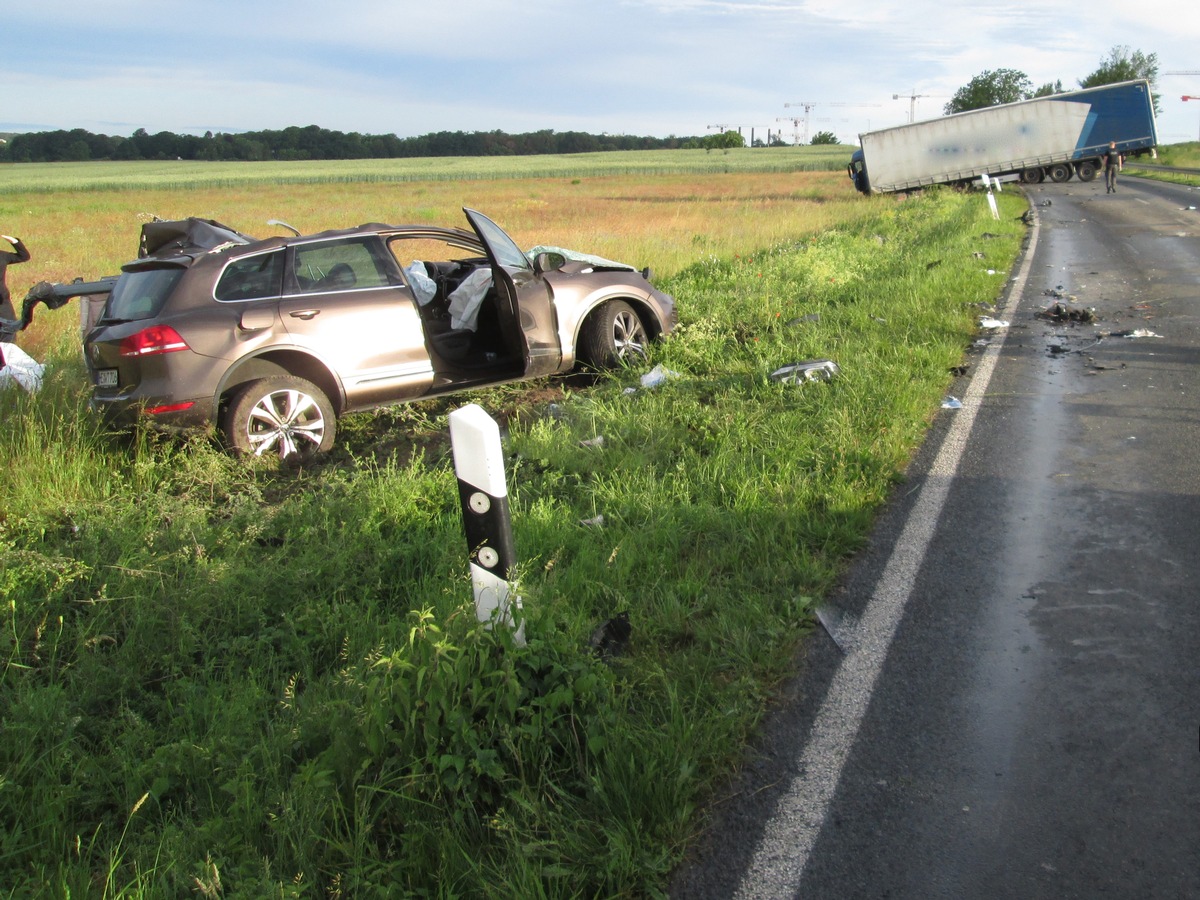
[0,146,852,194]
[0,184,1027,897]
[1125,140,1200,186]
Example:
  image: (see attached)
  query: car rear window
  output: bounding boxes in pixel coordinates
[104,267,185,322]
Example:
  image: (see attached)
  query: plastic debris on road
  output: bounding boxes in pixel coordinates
[979,316,1010,329]
[814,604,859,653]
[1119,329,1163,339]
[0,343,44,392]
[942,396,963,409]
[770,359,840,385]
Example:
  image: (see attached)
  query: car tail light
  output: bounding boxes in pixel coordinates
[144,401,196,415]
[120,325,190,357]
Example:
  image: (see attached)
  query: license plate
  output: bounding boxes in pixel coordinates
[97,368,118,388]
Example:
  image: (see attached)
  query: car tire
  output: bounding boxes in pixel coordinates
[222,375,336,460]
[578,300,648,369]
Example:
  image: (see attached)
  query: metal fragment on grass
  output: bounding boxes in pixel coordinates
[770,359,839,385]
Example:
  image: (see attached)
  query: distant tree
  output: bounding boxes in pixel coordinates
[944,69,1032,114]
[703,130,745,149]
[64,140,91,161]
[559,131,600,153]
[810,130,839,145]
[1079,45,1161,113]
[1032,80,1064,98]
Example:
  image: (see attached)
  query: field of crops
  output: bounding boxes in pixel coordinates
[1,152,1026,897]
[0,145,850,194]
[2,149,865,360]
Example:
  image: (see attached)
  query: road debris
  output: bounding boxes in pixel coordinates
[770,359,840,385]
[1112,329,1163,339]
[814,604,859,653]
[639,365,682,389]
[979,317,1010,329]
[1037,303,1098,324]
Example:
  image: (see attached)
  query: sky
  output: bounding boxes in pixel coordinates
[3,0,1200,146]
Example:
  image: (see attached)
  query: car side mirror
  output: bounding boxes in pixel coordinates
[533,251,566,274]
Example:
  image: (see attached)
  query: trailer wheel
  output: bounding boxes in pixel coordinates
[1020,168,1045,184]
[1048,163,1072,183]
[1075,160,1098,182]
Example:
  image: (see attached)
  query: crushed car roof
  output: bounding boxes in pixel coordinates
[138,217,255,258]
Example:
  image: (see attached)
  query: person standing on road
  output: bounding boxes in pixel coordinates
[1,233,32,324]
[1105,142,1122,193]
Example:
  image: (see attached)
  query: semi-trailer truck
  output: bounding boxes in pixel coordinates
[848,80,1158,194]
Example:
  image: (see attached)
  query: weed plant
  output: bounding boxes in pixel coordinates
[0,179,1026,897]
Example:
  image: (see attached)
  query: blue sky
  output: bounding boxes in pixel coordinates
[4,0,1199,145]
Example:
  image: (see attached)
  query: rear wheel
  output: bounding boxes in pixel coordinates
[1048,163,1072,183]
[578,299,649,369]
[1075,160,1098,182]
[1020,168,1045,184]
[222,375,336,460]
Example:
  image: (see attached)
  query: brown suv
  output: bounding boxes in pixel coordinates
[76,209,675,458]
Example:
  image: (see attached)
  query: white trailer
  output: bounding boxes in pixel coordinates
[848,80,1158,194]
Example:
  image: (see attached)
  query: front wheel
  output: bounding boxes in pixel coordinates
[222,375,336,460]
[577,300,649,369]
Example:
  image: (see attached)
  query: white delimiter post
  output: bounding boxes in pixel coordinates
[448,404,526,645]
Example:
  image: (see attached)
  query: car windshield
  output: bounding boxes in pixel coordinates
[103,267,185,322]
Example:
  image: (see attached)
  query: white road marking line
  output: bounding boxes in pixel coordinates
[734,210,1042,899]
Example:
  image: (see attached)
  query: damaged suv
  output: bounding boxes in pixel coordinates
[65,209,674,458]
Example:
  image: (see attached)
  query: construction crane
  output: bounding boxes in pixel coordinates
[777,116,836,145]
[893,91,946,123]
[782,101,880,143]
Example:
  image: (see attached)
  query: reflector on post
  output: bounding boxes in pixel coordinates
[449,404,525,645]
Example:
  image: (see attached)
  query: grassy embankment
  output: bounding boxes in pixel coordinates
[1126,140,1200,187]
[1,152,1026,898]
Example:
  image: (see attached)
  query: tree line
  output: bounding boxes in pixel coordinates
[0,124,752,164]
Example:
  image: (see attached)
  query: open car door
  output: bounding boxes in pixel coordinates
[463,208,561,378]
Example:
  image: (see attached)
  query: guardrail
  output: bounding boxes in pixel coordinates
[1123,162,1200,175]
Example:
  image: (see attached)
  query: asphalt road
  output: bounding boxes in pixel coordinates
[671,175,1200,899]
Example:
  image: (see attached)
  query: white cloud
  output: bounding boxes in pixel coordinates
[4,0,1199,141]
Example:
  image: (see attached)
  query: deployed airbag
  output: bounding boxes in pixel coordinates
[448,268,493,332]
